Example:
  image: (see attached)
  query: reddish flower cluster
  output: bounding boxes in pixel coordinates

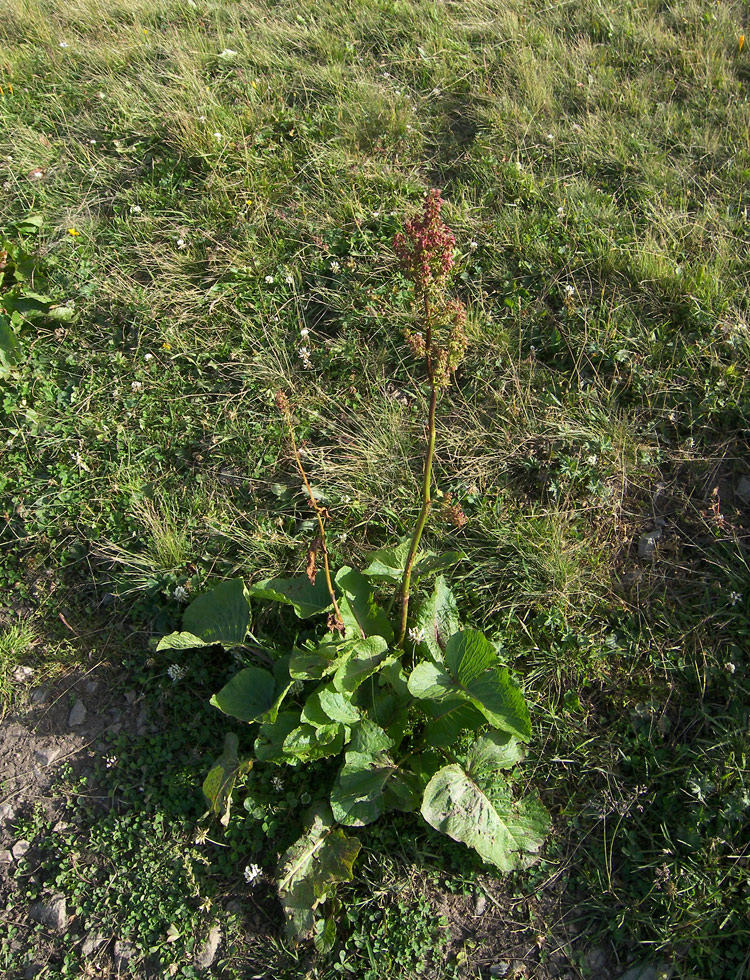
[393,188,456,295]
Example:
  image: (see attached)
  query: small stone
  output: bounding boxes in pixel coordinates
[194,924,222,969]
[30,685,50,704]
[52,820,71,834]
[81,933,107,957]
[490,964,510,978]
[12,840,30,860]
[34,745,61,767]
[113,940,137,970]
[638,528,662,558]
[68,699,87,727]
[619,964,672,980]
[83,679,99,695]
[13,665,34,682]
[0,849,13,864]
[586,947,608,972]
[473,891,487,916]
[0,802,15,824]
[124,689,137,704]
[29,894,67,932]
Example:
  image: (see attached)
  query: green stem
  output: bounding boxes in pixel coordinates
[397,379,438,647]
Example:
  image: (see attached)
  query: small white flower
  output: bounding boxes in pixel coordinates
[244,863,262,885]
[330,260,340,273]
[546,132,555,142]
[129,204,142,214]
[271,775,284,792]
[299,327,310,337]
[372,210,380,218]
[59,41,69,48]
[176,238,187,249]
[88,139,97,145]
[219,48,237,57]
[725,661,737,674]
[167,663,188,683]
[105,755,117,769]
[431,87,441,96]
[557,206,565,217]
[173,585,190,602]
[213,131,222,141]
[144,352,153,362]
[563,283,575,298]
[408,626,426,644]
[284,274,294,285]
[587,454,598,467]
[730,591,742,606]
[130,380,143,392]
[469,240,478,252]
[265,275,274,284]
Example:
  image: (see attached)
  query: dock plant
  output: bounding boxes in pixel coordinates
[159,191,549,943]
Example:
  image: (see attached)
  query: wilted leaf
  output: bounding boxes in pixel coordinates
[203,732,252,826]
[415,576,459,663]
[277,803,361,941]
[421,764,548,871]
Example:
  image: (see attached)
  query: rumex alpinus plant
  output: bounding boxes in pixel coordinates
[159,190,549,945]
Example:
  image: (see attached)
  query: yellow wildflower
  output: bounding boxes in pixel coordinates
[740,35,745,53]
[67,228,80,237]
[162,342,172,350]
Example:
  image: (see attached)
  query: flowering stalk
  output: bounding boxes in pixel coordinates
[393,190,467,647]
[276,391,344,631]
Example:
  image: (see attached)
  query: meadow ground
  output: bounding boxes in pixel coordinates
[0,0,749,977]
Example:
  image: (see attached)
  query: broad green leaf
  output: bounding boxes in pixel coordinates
[408,661,452,701]
[362,540,411,582]
[330,753,395,826]
[465,731,525,777]
[421,764,548,871]
[267,655,293,724]
[318,685,361,725]
[412,551,465,581]
[301,684,360,727]
[313,916,337,955]
[0,316,21,369]
[331,752,421,827]
[255,711,301,763]
[202,733,252,826]
[14,214,43,234]
[415,577,459,663]
[156,631,207,652]
[277,803,361,941]
[210,667,276,723]
[183,579,250,647]
[335,566,394,642]
[283,723,346,762]
[348,717,393,756]
[409,630,531,741]
[289,639,353,681]
[332,636,392,695]
[422,699,486,748]
[248,572,331,618]
[355,679,410,749]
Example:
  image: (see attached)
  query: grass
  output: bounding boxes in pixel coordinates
[0,0,749,976]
